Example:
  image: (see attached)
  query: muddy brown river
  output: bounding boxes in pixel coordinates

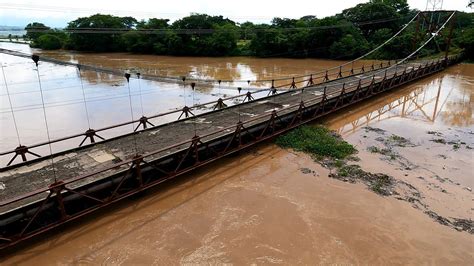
[0,42,381,163]
[0,43,473,264]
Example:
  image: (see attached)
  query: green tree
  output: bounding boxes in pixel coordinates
[329,33,369,59]
[67,14,137,52]
[342,2,400,37]
[24,22,50,41]
[36,34,63,50]
[169,14,238,56]
[458,28,474,61]
[371,0,409,14]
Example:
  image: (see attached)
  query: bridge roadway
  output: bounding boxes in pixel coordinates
[0,61,426,212]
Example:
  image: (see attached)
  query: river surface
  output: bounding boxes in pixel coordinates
[0,43,473,264]
[0,42,378,165]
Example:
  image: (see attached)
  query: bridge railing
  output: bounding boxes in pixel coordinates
[0,59,394,168]
[0,60,398,208]
[0,57,452,205]
[0,55,463,249]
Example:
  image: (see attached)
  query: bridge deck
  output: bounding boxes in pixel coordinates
[0,62,424,212]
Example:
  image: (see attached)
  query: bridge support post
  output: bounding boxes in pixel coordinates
[259,110,280,138]
[243,91,254,102]
[365,76,376,96]
[290,101,306,126]
[134,116,155,132]
[443,12,456,66]
[178,106,195,120]
[350,80,362,102]
[174,136,203,173]
[213,98,227,110]
[388,71,398,88]
[267,80,277,96]
[313,86,327,117]
[223,121,254,153]
[49,181,67,220]
[377,71,388,94]
[133,155,144,187]
[79,129,105,147]
[323,71,329,82]
[7,145,41,166]
[290,77,297,89]
[306,75,314,86]
[334,83,346,109]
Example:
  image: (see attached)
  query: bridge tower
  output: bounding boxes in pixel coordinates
[425,0,443,11]
[413,2,456,63]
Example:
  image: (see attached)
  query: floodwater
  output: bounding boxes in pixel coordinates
[1,43,473,264]
[0,42,377,165]
[324,64,474,220]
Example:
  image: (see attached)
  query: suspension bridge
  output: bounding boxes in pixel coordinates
[0,10,462,249]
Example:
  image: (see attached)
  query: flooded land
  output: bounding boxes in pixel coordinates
[0,42,473,264]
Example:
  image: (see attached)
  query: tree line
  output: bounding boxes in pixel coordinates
[24,0,474,60]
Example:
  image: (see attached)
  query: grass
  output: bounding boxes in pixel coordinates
[370,175,392,195]
[276,125,356,160]
[277,125,395,196]
[335,164,393,195]
[431,138,447,144]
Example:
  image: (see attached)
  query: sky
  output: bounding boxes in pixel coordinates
[0,0,472,27]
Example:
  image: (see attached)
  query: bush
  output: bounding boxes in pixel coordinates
[36,34,63,50]
[458,28,474,61]
[276,125,356,159]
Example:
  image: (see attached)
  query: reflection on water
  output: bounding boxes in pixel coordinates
[328,64,474,136]
[324,63,473,225]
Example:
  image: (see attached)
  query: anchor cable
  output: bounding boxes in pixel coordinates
[0,58,21,146]
[125,74,139,155]
[34,58,58,182]
[137,73,144,116]
[77,66,92,129]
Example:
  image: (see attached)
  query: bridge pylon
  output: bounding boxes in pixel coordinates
[412,10,456,62]
[425,0,443,11]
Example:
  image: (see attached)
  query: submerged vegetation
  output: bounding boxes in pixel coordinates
[276,125,394,195]
[276,125,356,159]
[23,0,474,60]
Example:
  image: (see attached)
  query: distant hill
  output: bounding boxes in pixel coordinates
[0,25,24,30]
[0,26,26,38]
